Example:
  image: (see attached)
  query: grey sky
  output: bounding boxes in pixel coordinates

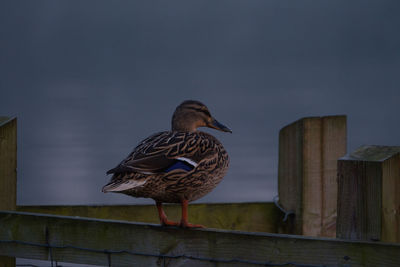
[1,1,399,205]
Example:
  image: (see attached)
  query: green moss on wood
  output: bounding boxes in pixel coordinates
[18,202,281,233]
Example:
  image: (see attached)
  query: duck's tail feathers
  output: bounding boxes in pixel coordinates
[102,179,147,193]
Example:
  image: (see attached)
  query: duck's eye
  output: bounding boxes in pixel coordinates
[203,109,211,117]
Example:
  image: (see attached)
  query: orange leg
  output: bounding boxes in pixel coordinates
[179,199,204,228]
[156,201,179,226]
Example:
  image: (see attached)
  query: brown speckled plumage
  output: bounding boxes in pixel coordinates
[102,100,231,228]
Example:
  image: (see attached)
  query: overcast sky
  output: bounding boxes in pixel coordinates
[1,1,399,205]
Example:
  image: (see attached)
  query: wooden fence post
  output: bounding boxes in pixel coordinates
[0,117,17,266]
[278,115,346,237]
[337,145,400,242]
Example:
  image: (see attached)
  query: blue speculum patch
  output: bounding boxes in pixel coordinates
[164,160,194,172]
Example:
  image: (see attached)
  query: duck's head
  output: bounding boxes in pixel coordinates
[172,100,232,133]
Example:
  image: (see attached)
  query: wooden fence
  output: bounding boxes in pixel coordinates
[1,115,400,266]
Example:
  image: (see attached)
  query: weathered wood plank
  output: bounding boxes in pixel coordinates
[278,117,303,234]
[337,145,400,242]
[0,117,17,266]
[382,153,400,242]
[337,160,382,241]
[1,211,400,267]
[302,117,323,237]
[278,115,346,237]
[0,117,17,211]
[321,116,347,237]
[18,202,281,233]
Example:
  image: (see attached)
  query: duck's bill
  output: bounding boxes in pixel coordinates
[209,119,232,133]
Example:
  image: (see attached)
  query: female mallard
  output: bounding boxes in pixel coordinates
[102,100,231,228]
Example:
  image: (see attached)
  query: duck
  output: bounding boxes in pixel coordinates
[102,100,231,228]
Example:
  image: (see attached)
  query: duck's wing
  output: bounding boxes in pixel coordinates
[107,131,205,175]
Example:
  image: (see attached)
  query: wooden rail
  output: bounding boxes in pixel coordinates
[1,210,400,267]
[18,202,282,233]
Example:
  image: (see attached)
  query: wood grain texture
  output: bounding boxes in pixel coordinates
[0,117,16,266]
[278,115,346,237]
[337,160,382,241]
[382,153,400,242]
[278,119,303,234]
[1,211,400,267]
[0,117,17,210]
[302,118,322,236]
[337,146,400,242]
[18,202,281,233]
[321,116,347,237]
